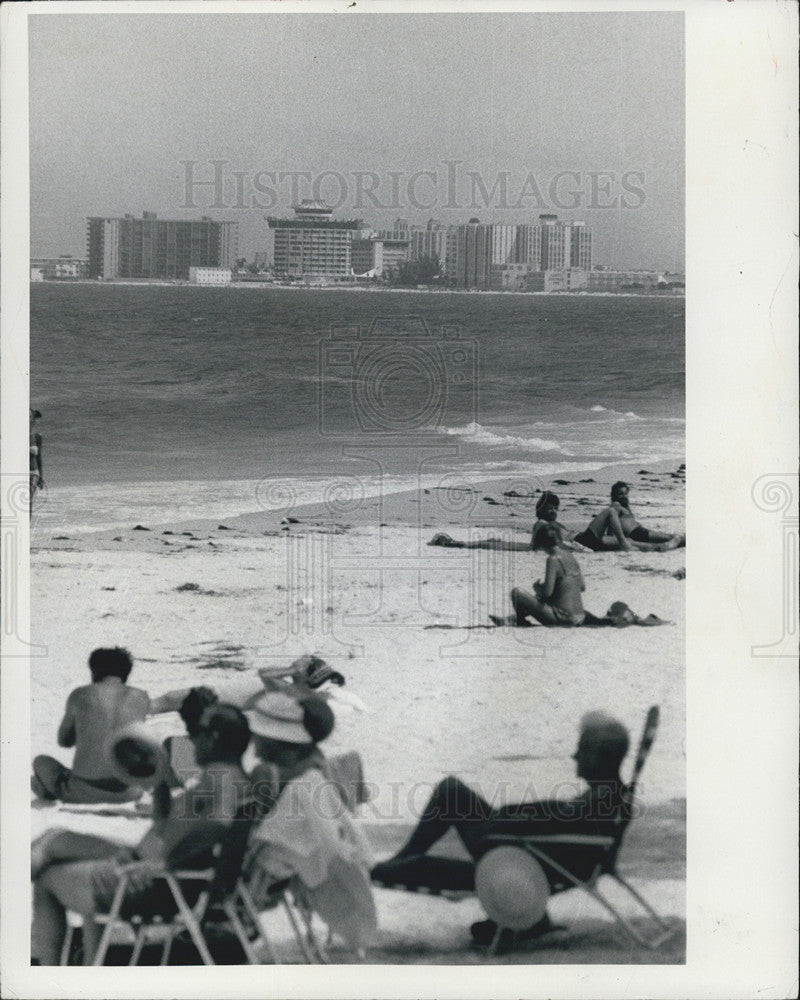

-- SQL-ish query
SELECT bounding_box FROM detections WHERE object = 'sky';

[28,9,684,269]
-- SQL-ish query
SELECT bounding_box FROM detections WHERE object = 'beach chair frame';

[61,806,279,966]
[479,830,675,952]
[234,864,329,963]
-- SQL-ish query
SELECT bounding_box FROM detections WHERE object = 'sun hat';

[104,722,168,788]
[245,690,325,744]
[474,846,550,931]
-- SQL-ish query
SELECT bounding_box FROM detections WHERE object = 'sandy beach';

[30,460,686,963]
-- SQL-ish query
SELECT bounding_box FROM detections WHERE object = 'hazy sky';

[29,11,684,269]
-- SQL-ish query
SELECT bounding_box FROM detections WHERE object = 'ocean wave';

[442,422,572,454]
[588,405,642,419]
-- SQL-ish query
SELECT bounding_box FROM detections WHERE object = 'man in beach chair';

[573,482,685,552]
[31,703,251,965]
[32,647,150,804]
[371,711,633,951]
[471,705,674,953]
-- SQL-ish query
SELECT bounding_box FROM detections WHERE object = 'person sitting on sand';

[30,702,251,965]
[32,647,151,804]
[29,408,44,512]
[573,481,685,552]
[509,524,586,627]
[244,691,377,953]
[530,491,574,550]
[371,711,630,950]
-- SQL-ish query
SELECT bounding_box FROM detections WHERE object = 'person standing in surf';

[29,408,44,513]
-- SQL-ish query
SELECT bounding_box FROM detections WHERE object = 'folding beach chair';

[234,862,329,963]
[475,705,676,952]
[372,707,676,953]
[61,801,277,966]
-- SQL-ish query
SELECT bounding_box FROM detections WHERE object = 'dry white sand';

[30,461,686,962]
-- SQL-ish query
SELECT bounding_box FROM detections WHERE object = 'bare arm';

[148,689,191,715]
[607,507,631,550]
[542,555,559,601]
[57,692,77,747]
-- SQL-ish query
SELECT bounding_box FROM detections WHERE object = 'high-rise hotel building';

[267,201,362,278]
[538,214,592,270]
[86,212,237,280]
[449,215,592,289]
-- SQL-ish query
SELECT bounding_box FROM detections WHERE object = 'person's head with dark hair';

[298,695,335,743]
[192,703,251,766]
[535,491,560,521]
[610,481,630,507]
[30,408,42,422]
[179,686,219,738]
[573,711,630,783]
[88,647,133,683]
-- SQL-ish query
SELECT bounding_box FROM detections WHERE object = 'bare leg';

[510,588,560,626]
[584,508,631,550]
[429,534,531,551]
[32,829,124,879]
[32,861,105,965]
[32,755,68,800]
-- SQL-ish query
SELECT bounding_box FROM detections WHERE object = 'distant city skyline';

[29,11,684,270]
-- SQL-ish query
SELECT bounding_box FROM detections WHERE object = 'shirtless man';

[573,481,685,552]
[29,409,44,512]
[32,648,150,804]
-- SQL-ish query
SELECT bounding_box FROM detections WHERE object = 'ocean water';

[30,284,683,530]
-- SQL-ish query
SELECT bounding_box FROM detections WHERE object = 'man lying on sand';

[31,703,251,965]
[371,712,630,952]
[32,647,150,804]
[573,482,685,552]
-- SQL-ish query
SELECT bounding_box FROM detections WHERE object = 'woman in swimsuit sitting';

[510,524,586,627]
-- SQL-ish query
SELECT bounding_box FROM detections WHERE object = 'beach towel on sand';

[480,601,672,629]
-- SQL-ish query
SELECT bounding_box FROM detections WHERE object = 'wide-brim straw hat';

[245,690,314,744]
[104,722,168,788]
[475,846,550,931]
